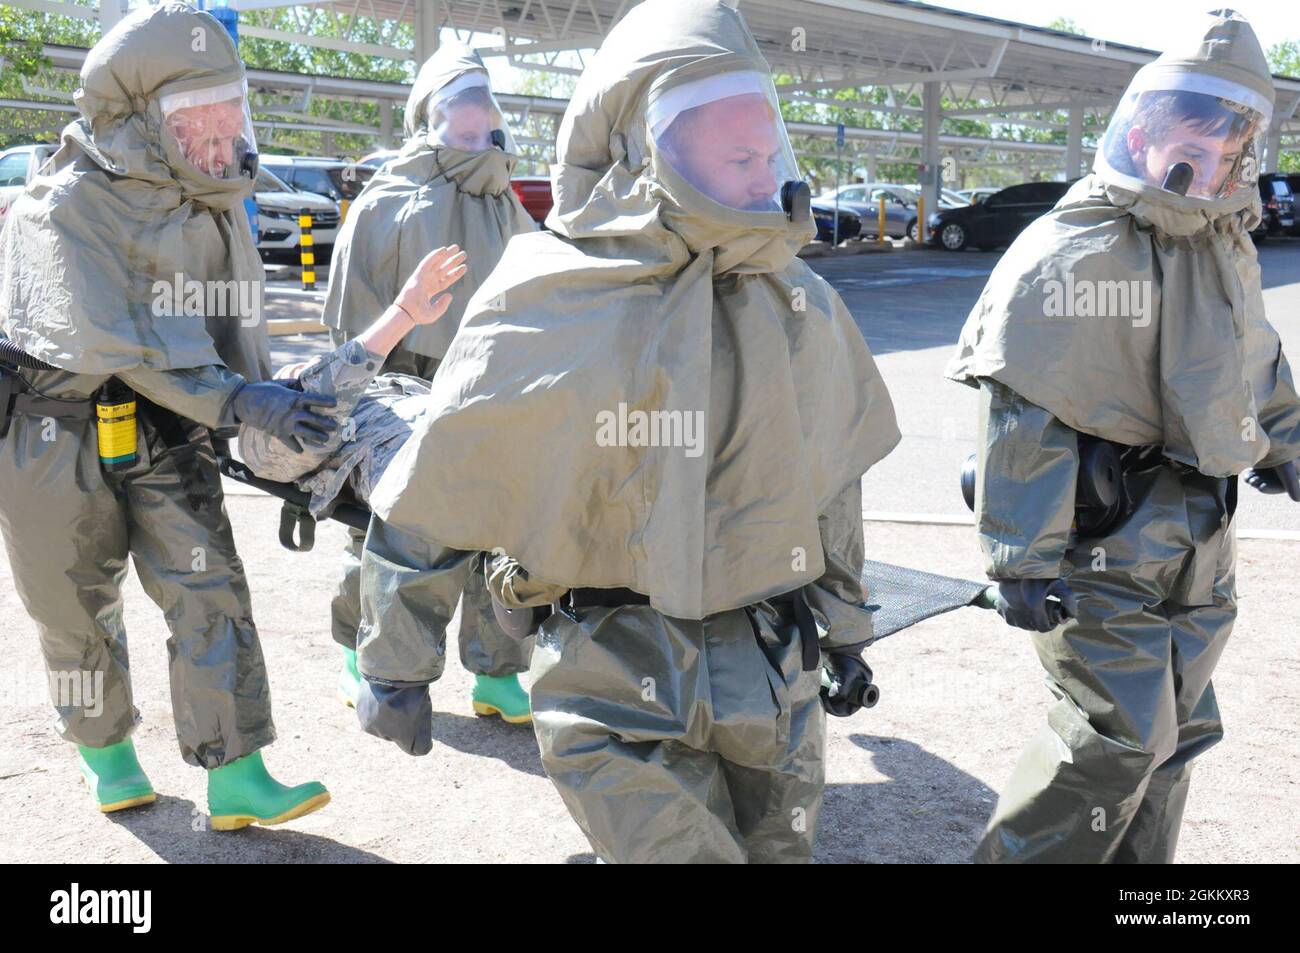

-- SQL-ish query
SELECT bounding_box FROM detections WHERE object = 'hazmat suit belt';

[560,586,820,672]
[564,587,651,610]
[1117,442,1238,483]
[1110,444,1236,524]
[0,364,92,439]
[10,392,93,419]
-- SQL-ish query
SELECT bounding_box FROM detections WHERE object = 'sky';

[910,0,1296,56]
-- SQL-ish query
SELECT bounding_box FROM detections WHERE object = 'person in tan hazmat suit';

[350,0,900,863]
[946,9,1300,863]
[320,43,537,722]
[0,3,341,827]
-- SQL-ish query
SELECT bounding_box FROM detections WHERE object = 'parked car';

[956,187,1000,205]
[510,175,554,224]
[819,183,919,239]
[927,180,1075,251]
[1287,174,1300,237]
[253,167,340,263]
[1250,172,1295,243]
[823,182,967,240]
[810,201,862,243]
[934,188,972,207]
[0,143,57,222]
[259,155,375,207]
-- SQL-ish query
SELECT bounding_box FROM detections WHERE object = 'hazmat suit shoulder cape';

[945,177,1300,476]
[0,2,269,382]
[946,12,1300,477]
[321,44,536,360]
[370,0,899,620]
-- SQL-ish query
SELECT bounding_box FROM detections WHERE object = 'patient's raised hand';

[396,244,469,326]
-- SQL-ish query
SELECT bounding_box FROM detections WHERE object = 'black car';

[928,180,1074,251]
[1251,172,1296,241]
[1287,175,1300,237]
[810,201,862,244]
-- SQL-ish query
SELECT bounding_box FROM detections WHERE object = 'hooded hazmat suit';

[319,44,536,684]
[945,9,1300,863]
[355,0,899,862]
[0,3,292,770]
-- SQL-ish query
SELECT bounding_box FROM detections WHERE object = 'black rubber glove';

[230,380,337,453]
[356,680,433,756]
[993,578,1078,633]
[820,651,879,718]
[1245,462,1300,501]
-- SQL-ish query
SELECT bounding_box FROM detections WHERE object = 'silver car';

[0,143,57,223]
[820,183,963,240]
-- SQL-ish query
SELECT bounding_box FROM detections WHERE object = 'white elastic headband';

[429,70,491,112]
[159,79,247,114]
[647,70,771,139]
[1124,65,1273,124]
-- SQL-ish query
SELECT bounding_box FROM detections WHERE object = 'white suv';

[253,167,340,262]
[0,144,58,223]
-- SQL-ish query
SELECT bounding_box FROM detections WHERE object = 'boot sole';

[472,700,532,724]
[98,792,157,813]
[210,791,331,831]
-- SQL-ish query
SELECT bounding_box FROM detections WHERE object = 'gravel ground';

[1,494,1293,864]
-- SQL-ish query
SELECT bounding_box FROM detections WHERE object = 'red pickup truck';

[510,176,554,225]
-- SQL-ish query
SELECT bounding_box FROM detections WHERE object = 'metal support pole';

[1066,106,1083,179]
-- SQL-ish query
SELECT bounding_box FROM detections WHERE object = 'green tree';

[1045,18,1083,36]
[0,6,97,149]
[0,8,52,76]
[1266,41,1299,172]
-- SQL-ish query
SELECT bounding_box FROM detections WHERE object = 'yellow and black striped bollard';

[298,209,315,290]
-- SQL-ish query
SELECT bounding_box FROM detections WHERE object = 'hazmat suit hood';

[1093,8,1273,228]
[947,9,1296,477]
[321,42,534,359]
[0,2,269,379]
[368,0,899,620]
[546,0,813,273]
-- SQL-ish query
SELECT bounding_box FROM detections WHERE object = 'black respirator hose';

[0,338,59,371]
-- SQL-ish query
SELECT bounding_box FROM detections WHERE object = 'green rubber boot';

[471,674,532,724]
[207,750,330,831]
[78,739,156,813]
[338,646,361,709]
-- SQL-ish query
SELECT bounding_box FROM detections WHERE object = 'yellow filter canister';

[96,383,137,470]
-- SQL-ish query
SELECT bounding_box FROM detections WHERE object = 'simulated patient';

[238,245,466,509]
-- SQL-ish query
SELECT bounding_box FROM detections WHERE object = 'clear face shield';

[160,79,258,181]
[426,72,516,154]
[1096,70,1270,201]
[648,70,808,219]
